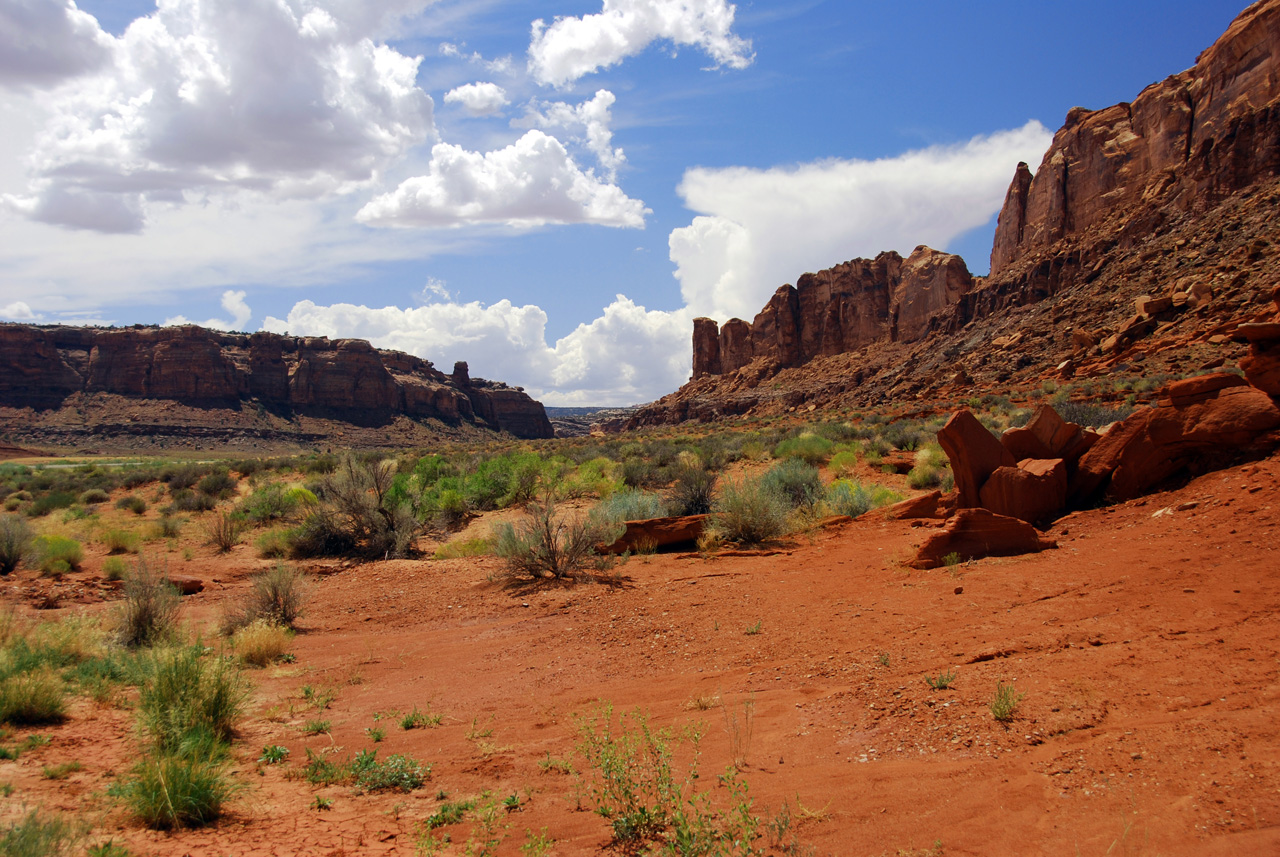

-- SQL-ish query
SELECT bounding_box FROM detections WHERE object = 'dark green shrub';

[665,466,716,516]
[197,471,237,499]
[115,495,147,515]
[172,490,216,513]
[759,459,822,509]
[27,491,75,518]
[772,433,834,465]
[0,514,33,574]
[238,482,301,525]
[79,488,110,505]
[289,456,416,558]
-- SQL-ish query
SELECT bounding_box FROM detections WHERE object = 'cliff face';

[634,0,1280,428]
[692,246,973,379]
[0,324,553,440]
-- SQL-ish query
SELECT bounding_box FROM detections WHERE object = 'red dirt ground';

[3,453,1280,856]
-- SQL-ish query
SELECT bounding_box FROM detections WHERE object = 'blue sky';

[0,0,1248,404]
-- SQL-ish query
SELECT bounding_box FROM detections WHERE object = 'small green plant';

[926,669,957,691]
[877,652,891,667]
[537,752,572,774]
[351,749,430,792]
[520,827,555,857]
[990,682,1025,722]
[101,528,141,555]
[42,760,83,780]
[33,535,83,575]
[422,797,477,829]
[366,726,386,743]
[0,809,79,856]
[401,705,442,730]
[116,495,147,516]
[259,745,290,764]
[302,719,331,736]
[744,620,762,636]
[311,795,334,811]
[87,840,135,857]
[942,551,963,567]
[113,751,232,830]
[301,684,337,710]
[102,556,128,581]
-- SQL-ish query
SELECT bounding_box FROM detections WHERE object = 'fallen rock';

[1000,427,1053,462]
[167,575,205,595]
[601,515,708,554]
[978,458,1068,526]
[910,508,1058,569]
[879,491,942,520]
[937,410,1014,508]
[880,450,917,474]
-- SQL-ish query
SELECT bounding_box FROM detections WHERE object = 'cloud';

[439,42,514,75]
[0,300,38,321]
[0,0,113,89]
[528,0,753,87]
[669,120,1055,321]
[356,130,648,229]
[444,81,510,116]
[5,0,434,233]
[261,295,692,406]
[514,89,624,179]
[164,289,252,331]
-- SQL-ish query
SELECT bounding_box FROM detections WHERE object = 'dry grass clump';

[203,511,244,553]
[116,557,181,648]
[493,493,618,580]
[231,620,293,668]
[0,514,33,575]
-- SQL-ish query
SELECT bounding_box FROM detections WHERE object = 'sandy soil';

[3,453,1280,856]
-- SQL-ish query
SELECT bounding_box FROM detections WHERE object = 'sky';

[0,0,1251,406]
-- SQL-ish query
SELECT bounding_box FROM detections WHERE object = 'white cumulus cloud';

[356,130,648,229]
[4,0,435,233]
[0,300,38,321]
[528,0,753,88]
[669,120,1055,321]
[0,0,113,88]
[444,81,510,116]
[262,295,692,406]
[515,89,624,180]
[164,289,252,331]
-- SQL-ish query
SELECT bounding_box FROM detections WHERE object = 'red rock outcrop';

[979,458,1068,526]
[691,246,972,379]
[910,508,1057,569]
[0,323,553,440]
[937,410,1014,508]
[601,515,708,554]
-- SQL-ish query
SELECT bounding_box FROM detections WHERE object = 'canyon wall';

[0,324,553,440]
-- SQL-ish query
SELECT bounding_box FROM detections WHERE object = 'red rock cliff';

[0,324,553,440]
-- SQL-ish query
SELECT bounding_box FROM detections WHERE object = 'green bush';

[759,459,822,509]
[171,490,216,513]
[196,471,237,499]
[138,646,245,752]
[593,488,667,523]
[773,433,834,465]
[351,749,429,792]
[79,488,110,505]
[238,482,301,526]
[289,456,416,558]
[115,495,147,516]
[102,528,140,555]
[223,564,310,632]
[828,449,859,477]
[665,466,716,516]
[115,751,231,830]
[254,529,291,559]
[0,668,67,725]
[0,809,79,857]
[493,494,618,579]
[0,514,34,574]
[826,479,903,518]
[711,478,791,546]
[102,556,128,581]
[33,535,83,574]
[27,491,75,518]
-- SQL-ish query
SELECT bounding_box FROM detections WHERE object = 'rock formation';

[692,246,973,379]
[0,324,553,441]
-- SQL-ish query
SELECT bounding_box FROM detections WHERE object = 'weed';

[301,684,337,710]
[231,620,293,668]
[223,564,310,633]
[42,760,83,780]
[877,652,891,667]
[259,745,290,764]
[0,809,79,857]
[366,726,386,742]
[941,551,963,568]
[520,827,555,857]
[493,491,616,580]
[744,620,762,636]
[351,749,430,792]
[33,535,83,575]
[422,797,476,829]
[990,682,1025,722]
[710,477,791,546]
[113,751,232,829]
[311,795,333,811]
[466,717,494,740]
[686,694,720,711]
[116,495,147,516]
[723,697,755,769]
[87,841,134,857]
[925,669,957,691]
[537,752,572,774]
[302,719,331,736]
[401,705,442,730]
[204,511,244,553]
[102,556,127,581]
[0,668,67,725]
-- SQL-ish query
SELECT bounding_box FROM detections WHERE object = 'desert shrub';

[0,809,79,857]
[710,477,791,546]
[290,456,417,559]
[773,433,834,465]
[0,514,34,574]
[254,529,291,559]
[759,459,823,509]
[882,421,924,451]
[138,646,244,751]
[102,556,128,581]
[170,490,216,513]
[238,482,301,526]
[1053,400,1134,428]
[154,514,183,539]
[101,528,140,555]
[203,511,244,553]
[33,535,82,575]
[828,449,859,477]
[115,495,147,515]
[116,558,181,648]
[619,458,665,490]
[79,488,110,505]
[231,620,292,668]
[665,466,716,517]
[196,470,237,500]
[493,493,619,580]
[115,750,231,830]
[350,749,429,792]
[27,491,75,518]
[825,479,902,518]
[0,667,67,725]
[594,488,667,523]
[562,457,622,498]
[224,564,310,632]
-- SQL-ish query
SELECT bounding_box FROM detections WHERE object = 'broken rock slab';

[937,410,1014,508]
[910,508,1057,569]
[601,515,708,554]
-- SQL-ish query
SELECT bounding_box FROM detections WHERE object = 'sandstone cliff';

[0,324,553,443]
[635,0,1280,427]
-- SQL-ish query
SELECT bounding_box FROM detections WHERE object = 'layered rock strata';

[0,324,553,440]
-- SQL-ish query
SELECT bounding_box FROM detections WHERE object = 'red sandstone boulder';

[167,575,204,595]
[1072,373,1280,502]
[878,491,942,520]
[979,458,1068,526]
[601,515,708,554]
[910,508,1057,569]
[1000,427,1053,462]
[1239,322,1280,397]
[937,411,1014,508]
